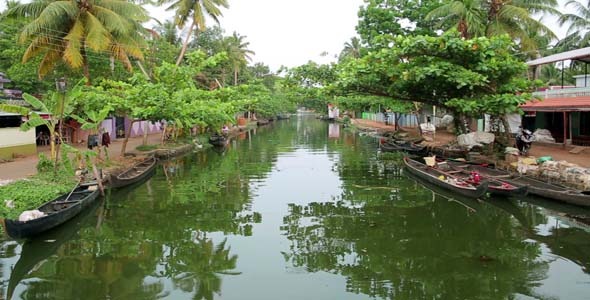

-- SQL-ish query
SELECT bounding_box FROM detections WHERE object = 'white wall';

[0,127,36,147]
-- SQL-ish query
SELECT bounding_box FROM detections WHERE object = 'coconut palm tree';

[160,0,229,66]
[427,0,559,49]
[156,19,182,46]
[223,32,254,85]
[426,0,486,38]
[339,37,362,61]
[558,0,590,49]
[485,0,559,52]
[4,0,149,85]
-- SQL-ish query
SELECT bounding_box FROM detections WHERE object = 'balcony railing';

[532,87,590,99]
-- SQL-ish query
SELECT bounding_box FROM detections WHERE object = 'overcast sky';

[148,0,364,71]
[0,0,574,71]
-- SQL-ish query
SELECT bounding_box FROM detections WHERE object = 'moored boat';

[208,133,228,147]
[508,176,590,207]
[380,140,428,156]
[403,156,488,198]
[442,161,527,197]
[446,162,590,206]
[109,156,157,189]
[1,184,100,239]
[257,119,270,126]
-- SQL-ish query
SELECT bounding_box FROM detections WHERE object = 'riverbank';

[351,118,590,168]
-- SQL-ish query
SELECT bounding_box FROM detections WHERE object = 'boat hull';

[208,135,228,147]
[109,156,157,189]
[4,185,100,239]
[403,157,488,199]
[380,142,428,156]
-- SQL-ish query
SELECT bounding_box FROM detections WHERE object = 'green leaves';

[335,32,535,117]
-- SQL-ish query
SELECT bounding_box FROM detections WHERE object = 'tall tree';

[558,0,590,49]
[161,0,229,66]
[357,0,443,49]
[155,19,181,46]
[4,0,149,85]
[427,0,558,51]
[339,37,362,61]
[223,32,254,85]
[426,0,485,38]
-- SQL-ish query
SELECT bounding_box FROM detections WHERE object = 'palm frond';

[18,1,78,39]
[5,1,53,18]
[99,0,150,22]
[93,6,132,35]
[38,49,61,77]
[85,12,112,51]
[22,36,55,62]
[63,19,85,68]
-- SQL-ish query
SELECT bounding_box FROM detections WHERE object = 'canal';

[2,115,590,299]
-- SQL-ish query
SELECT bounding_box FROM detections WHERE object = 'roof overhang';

[527,47,590,67]
[520,96,590,112]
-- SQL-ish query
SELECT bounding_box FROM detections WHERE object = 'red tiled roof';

[520,96,590,111]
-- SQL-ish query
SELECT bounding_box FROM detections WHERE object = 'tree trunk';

[234,68,238,86]
[161,123,167,146]
[120,118,139,156]
[49,131,57,161]
[143,121,149,145]
[458,19,469,39]
[499,114,513,146]
[176,20,196,66]
[81,47,92,86]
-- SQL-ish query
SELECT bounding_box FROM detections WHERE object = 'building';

[0,111,36,160]
[522,47,590,146]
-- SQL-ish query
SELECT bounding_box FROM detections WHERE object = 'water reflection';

[1,116,590,299]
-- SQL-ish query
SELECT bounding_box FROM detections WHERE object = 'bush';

[36,153,54,173]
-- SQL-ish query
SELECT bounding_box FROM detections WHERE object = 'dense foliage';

[0,172,77,219]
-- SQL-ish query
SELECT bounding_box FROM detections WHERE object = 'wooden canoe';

[2,184,100,239]
[380,140,428,156]
[452,162,590,206]
[5,196,103,299]
[403,157,488,199]
[442,161,528,197]
[109,156,157,189]
[508,176,590,207]
[208,134,228,147]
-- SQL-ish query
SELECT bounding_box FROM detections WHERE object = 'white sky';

[147,0,364,71]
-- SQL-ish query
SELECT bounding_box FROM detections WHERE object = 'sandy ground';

[0,133,163,182]
[351,119,590,168]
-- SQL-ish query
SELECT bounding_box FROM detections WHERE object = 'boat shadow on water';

[5,198,105,299]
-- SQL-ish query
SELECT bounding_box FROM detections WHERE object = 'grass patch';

[136,144,158,151]
[378,151,405,161]
[0,172,78,220]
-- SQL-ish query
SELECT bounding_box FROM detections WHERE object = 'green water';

[2,116,590,299]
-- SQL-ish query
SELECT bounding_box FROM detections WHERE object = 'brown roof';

[521,96,590,111]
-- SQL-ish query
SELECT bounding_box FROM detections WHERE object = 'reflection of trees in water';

[534,225,590,274]
[1,121,298,299]
[165,237,240,300]
[282,145,552,299]
[282,198,550,299]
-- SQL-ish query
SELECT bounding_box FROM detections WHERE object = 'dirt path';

[351,118,590,168]
[0,134,163,182]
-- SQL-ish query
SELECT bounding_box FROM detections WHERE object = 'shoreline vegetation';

[0,120,260,228]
